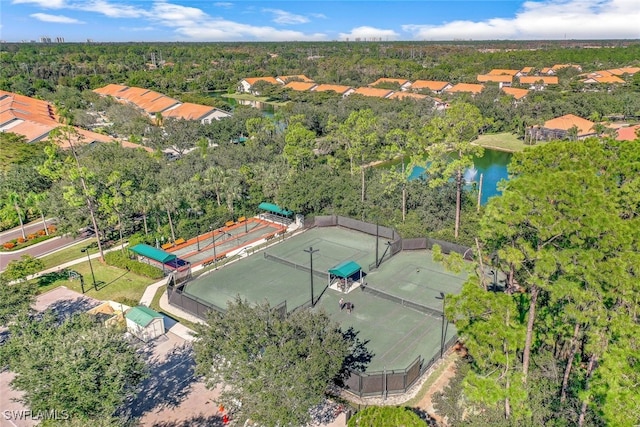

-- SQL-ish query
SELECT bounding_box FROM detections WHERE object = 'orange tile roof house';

[539,67,554,75]
[487,69,520,76]
[310,84,355,97]
[93,85,230,124]
[161,103,231,124]
[238,77,281,94]
[616,125,640,141]
[582,75,626,84]
[445,83,485,95]
[607,67,640,76]
[351,87,395,98]
[552,64,582,72]
[408,80,452,94]
[518,67,534,76]
[531,114,596,141]
[501,87,529,100]
[284,81,318,91]
[518,76,559,88]
[0,90,122,148]
[276,75,314,84]
[368,78,412,90]
[477,74,513,85]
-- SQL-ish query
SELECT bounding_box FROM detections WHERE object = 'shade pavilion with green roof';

[129,243,177,273]
[329,260,363,293]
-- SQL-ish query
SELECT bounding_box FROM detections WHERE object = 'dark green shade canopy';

[329,260,362,278]
[258,202,293,217]
[129,243,177,264]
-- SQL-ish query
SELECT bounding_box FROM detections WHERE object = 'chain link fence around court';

[263,252,330,281]
[344,334,458,398]
[167,277,287,320]
[362,285,443,318]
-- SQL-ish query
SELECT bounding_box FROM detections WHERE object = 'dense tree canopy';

[0,312,147,425]
[194,298,351,427]
[444,139,640,426]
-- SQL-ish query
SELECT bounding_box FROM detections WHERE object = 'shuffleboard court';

[178,226,466,372]
[168,218,285,265]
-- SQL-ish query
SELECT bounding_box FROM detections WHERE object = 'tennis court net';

[363,285,443,317]
[264,252,329,280]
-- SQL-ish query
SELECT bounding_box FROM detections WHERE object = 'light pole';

[81,247,97,291]
[304,247,319,307]
[436,292,446,359]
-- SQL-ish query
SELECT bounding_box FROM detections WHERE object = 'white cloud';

[214,2,233,8]
[262,8,309,25]
[30,12,83,23]
[13,0,66,8]
[77,0,149,18]
[339,26,399,41]
[403,0,640,40]
[175,19,327,41]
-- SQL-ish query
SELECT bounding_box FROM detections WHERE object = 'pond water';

[404,149,512,205]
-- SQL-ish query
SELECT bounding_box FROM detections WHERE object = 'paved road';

[0,219,51,242]
[0,220,90,271]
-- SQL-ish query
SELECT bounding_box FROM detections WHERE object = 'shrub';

[27,234,38,240]
[17,237,26,243]
[104,251,164,279]
[3,242,15,250]
[47,225,57,233]
[38,230,46,236]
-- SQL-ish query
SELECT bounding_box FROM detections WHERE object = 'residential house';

[517,67,534,76]
[582,75,626,84]
[487,69,520,76]
[161,103,232,124]
[616,125,640,141]
[552,64,582,72]
[477,74,513,87]
[606,67,640,76]
[351,87,394,98]
[518,75,559,90]
[93,85,230,125]
[529,114,596,141]
[408,80,452,94]
[0,90,125,149]
[284,81,318,91]
[368,78,412,91]
[276,75,314,84]
[501,87,529,101]
[311,84,355,97]
[237,77,280,94]
[444,83,485,95]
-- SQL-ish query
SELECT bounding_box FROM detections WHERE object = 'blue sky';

[3,0,639,42]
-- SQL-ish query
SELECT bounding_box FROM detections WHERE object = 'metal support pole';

[304,247,319,307]
[82,247,97,291]
[437,292,446,359]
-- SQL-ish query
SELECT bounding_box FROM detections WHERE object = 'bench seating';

[225,221,235,227]
[161,242,173,250]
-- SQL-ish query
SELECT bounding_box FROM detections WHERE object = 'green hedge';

[104,251,164,279]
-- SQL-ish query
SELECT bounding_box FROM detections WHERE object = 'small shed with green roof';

[125,305,165,342]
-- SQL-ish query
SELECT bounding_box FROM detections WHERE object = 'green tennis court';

[180,226,467,372]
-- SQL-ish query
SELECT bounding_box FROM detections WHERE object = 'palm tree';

[26,192,49,235]
[157,187,179,243]
[9,192,26,239]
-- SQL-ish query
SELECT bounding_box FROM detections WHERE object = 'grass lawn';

[38,238,97,269]
[474,132,544,153]
[36,259,155,304]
